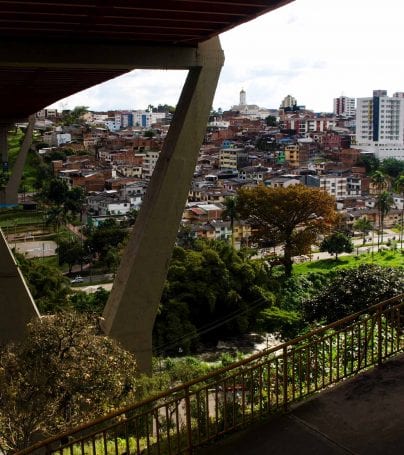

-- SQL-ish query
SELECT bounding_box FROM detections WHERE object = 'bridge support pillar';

[101,37,224,374]
[0,229,40,345]
[0,123,9,164]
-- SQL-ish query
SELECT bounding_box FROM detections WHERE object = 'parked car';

[71,276,84,284]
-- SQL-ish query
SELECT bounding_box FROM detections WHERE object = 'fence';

[19,294,404,455]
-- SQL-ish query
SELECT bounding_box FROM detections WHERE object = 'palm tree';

[222,196,239,248]
[46,206,67,234]
[371,170,388,248]
[376,191,394,247]
[371,170,388,193]
[394,175,404,249]
[353,217,373,245]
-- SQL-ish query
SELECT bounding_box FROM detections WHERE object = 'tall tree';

[237,185,337,276]
[57,238,85,273]
[371,170,388,192]
[394,174,404,249]
[371,170,388,247]
[65,186,86,220]
[46,205,67,234]
[376,190,394,246]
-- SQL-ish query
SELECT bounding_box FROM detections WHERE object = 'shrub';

[0,312,137,452]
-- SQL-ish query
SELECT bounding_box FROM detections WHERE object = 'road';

[76,283,113,294]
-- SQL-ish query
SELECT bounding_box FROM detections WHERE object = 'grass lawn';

[293,250,404,275]
[6,128,40,192]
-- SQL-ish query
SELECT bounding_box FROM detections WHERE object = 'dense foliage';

[153,241,274,355]
[17,253,70,313]
[320,232,354,260]
[0,312,137,452]
[304,264,404,324]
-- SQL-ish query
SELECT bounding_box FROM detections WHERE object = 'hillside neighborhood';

[26,90,403,249]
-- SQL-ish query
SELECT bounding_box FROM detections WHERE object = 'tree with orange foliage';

[237,184,337,276]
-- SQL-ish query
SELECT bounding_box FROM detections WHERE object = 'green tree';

[320,232,354,260]
[125,208,138,226]
[353,217,373,244]
[65,186,86,220]
[381,158,404,179]
[237,185,337,276]
[85,219,127,260]
[0,312,137,452]
[304,264,404,324]
[62,106,89,125]
[42,178,69,206]
[393,175,404,249]
[68,287,109,314]
[104,246,120,276]
[46,205,67,233]
[376,190,394,246]
[17,254,70,313]
[57,238,85,273]
[371,171,388,247]
[359,154,380,174]
[154,241,274,353]
[265,115,278,127]
[143,130,155,138]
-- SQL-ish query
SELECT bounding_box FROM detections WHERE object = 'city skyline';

[48,0,404,113]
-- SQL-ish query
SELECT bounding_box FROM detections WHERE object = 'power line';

[154,296,268,355]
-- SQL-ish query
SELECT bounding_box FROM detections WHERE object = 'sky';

[49,0,404,113]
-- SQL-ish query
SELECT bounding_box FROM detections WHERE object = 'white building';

[142,150,160,178]
[280,95,297,109]
[333,96,356,118]
[133,110,166,128]
[356,90,404,160]
[230,89,271,119]
[306,174,349,199]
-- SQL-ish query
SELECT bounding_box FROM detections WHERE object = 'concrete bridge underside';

[0,0,292,374]
[0,37,224,374]
[101,37,224,373]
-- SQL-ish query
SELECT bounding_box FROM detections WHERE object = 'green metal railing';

[18,294,404,455]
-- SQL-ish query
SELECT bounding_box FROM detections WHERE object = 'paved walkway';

[198,354,404,455]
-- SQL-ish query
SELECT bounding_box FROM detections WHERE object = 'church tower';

[240,88,246,106]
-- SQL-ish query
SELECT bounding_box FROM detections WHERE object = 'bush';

[304,264,403,324]
[0,312,137,452]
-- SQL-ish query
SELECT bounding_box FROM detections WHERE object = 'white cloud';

[49,0,404,113]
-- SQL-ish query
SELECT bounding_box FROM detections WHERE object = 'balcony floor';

[198,353,404,454]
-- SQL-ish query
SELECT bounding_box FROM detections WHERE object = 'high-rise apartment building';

[333,96,355,118]
[355,90,404,160]
[280,94,297,109]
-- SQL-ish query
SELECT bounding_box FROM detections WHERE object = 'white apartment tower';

[356,90,404,160]
[333,96,355,117]
[280,95,297,109]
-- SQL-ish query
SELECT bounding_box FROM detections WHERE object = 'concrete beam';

[0,124,9,164]
[101,37,224,374]
[0,38,202,70]
[0,229,40,345]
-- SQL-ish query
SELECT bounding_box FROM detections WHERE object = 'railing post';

[283,346,288,411]
[377,307,383,366]
[184,385,193,454]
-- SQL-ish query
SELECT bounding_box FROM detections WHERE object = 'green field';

[293,250,404,275]
[6,128,39,192]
